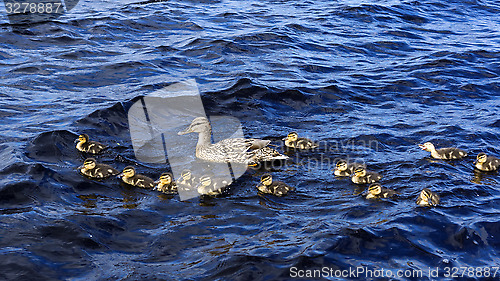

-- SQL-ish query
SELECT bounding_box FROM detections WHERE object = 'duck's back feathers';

[352,171,382,184]
[436,147,467,160]
[123,174,155,189]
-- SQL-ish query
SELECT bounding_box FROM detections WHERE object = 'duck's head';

[77,133,89,144]
[181,169,192,180]
[200,175,212,187]
[418,142,434,152]
[354,166,366,177]
[159,172,173,185]
[368,183,382,196]
[418,188,435,205]
[83,158,96,170]
[284,132,298,142]
[336,160,348,171]
[260,173,273,186]
[476,152,488,163]
[178,117,211,135]
[119,166,136,178]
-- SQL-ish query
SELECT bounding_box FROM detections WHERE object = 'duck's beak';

[76,165,83,170]
[418,144,426,150]
[177,126,192,135]
[74,138,79,143]
[116,173,123,178]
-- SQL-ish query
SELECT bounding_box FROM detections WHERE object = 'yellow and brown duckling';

[418,142,467,160]
[475,152,500,172]
[76,133,107,154]
[351,166,382,184]
[154,172,177,194]
[78,158,119,179]
[176,169,196,189]
[256,173,294,197]
[365,183,396,199]
[334,159,356,177]
[118,166,155,189]
[196,175,227,196]
[283,131,319,150]
[416,188,440,207]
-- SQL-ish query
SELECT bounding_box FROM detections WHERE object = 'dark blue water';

[1,0,500,280]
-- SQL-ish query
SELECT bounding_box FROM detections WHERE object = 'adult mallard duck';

[178,117,288,166]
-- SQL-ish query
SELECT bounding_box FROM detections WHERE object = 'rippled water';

[1,0,500,280]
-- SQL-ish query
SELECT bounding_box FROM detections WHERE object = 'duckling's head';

[178,117,211,135]
[200,175,212,187]
[260,173,273,186]
[78,134,89,144]
[159,172,173,185]
[354,166,366,177]
[418,188,433,204]
[286,132,298,142]
[336,160,348,171]
[83,158,96,170]
[477,152,488,163]
[121,166,136,178]
[368,183,382,196]
[418,142,435,152]
[181,169,192,180]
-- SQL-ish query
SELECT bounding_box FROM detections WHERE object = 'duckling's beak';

[76,165,83,170]
[74,138,79,143]
[116,173,123,178]
[418,144,426,150]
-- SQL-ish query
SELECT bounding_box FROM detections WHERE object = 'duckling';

[418,142,467,160]
[75,133,107,154]
[475,152,500,172]
[154,172,177,194]
[334,159,356,177]
[351,166,382,184]
[416,188,440,207]
[283,131,319,150]
[118,166,155,189]
[176,169,196,189]
[196,175,226,196]
[78,158,119,179]
[365,183,396,199]
[256,173,294,197]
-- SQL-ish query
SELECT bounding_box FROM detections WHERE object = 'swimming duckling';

[418,142,467,160]
[416,188,440,207]
[283,131,319,150]
[118,166,155,189]
[196,175,226,196]
[75,133,107,154]
[176,169,196,189]
[351,166,382,184]
[256,173,294,197]
[154,172,177,194]
[334,159,356,177]
[475,152,500,172]
[78,158,119,179]
[365,183,396,199]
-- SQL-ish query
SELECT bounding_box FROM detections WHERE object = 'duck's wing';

[437,147,467,159]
